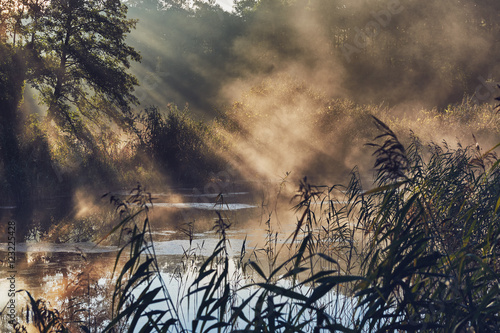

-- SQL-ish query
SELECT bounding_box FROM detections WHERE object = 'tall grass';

[353,117,500,332]
[10,116,500,332]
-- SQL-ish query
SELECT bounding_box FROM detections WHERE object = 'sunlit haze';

[216,0,234,12]
[1,1,500,331]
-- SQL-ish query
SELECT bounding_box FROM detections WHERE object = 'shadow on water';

[0,196,74,241]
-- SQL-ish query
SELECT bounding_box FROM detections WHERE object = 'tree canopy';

[128,0,500,112]
[0,0,140,209]
[1,0,140,142]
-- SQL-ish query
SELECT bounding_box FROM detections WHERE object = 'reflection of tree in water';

[14,252,124,332]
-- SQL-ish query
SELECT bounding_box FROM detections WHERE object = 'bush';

[134,104,226,186]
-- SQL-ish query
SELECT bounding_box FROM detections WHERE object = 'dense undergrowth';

[8,115,500,332]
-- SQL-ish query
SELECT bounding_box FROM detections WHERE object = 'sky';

[216,0,234,12]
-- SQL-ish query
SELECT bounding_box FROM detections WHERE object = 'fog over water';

[1,2,500,331]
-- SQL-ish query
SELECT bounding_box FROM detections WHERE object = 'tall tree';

[0,0,140,220]
[30,0,141,148]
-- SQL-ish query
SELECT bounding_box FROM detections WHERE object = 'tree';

[0,0,140,161]
[0,0,140,225]
[234,0,258,17]
[29,0,141,148]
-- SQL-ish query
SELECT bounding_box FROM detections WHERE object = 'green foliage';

[0,42,28,202]
[29,0,140,142]
[352,118,500,332]
[0,0,139,186]
[234,0,258,17]
[134,104,226,185]
[127,1,242,113]
[127,0,500,112]
[0,0,140,237]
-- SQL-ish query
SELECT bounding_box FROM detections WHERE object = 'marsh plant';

[10,117,500,332]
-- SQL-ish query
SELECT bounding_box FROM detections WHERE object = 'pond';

[0,187,360,332]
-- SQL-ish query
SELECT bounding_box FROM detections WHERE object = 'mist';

[128,0,500,110]
[2,0,500,238]
[124,0,500,185]
[4,2,500,330]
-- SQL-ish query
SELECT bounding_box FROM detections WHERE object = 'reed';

[10,116,500,333]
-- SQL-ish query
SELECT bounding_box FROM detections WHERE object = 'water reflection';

[0,188,358,332]
[149,202,257,210]
[1,230,358,332]
[0,223,268,330]
[0,249,120,332]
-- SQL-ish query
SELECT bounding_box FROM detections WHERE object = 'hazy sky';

[216,0,234,12]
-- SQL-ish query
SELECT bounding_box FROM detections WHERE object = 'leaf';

[363,180,407,195]
[494,195,500,214]
[248,260,268,280]
[80,326,91,333]
[255,283,309,302]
